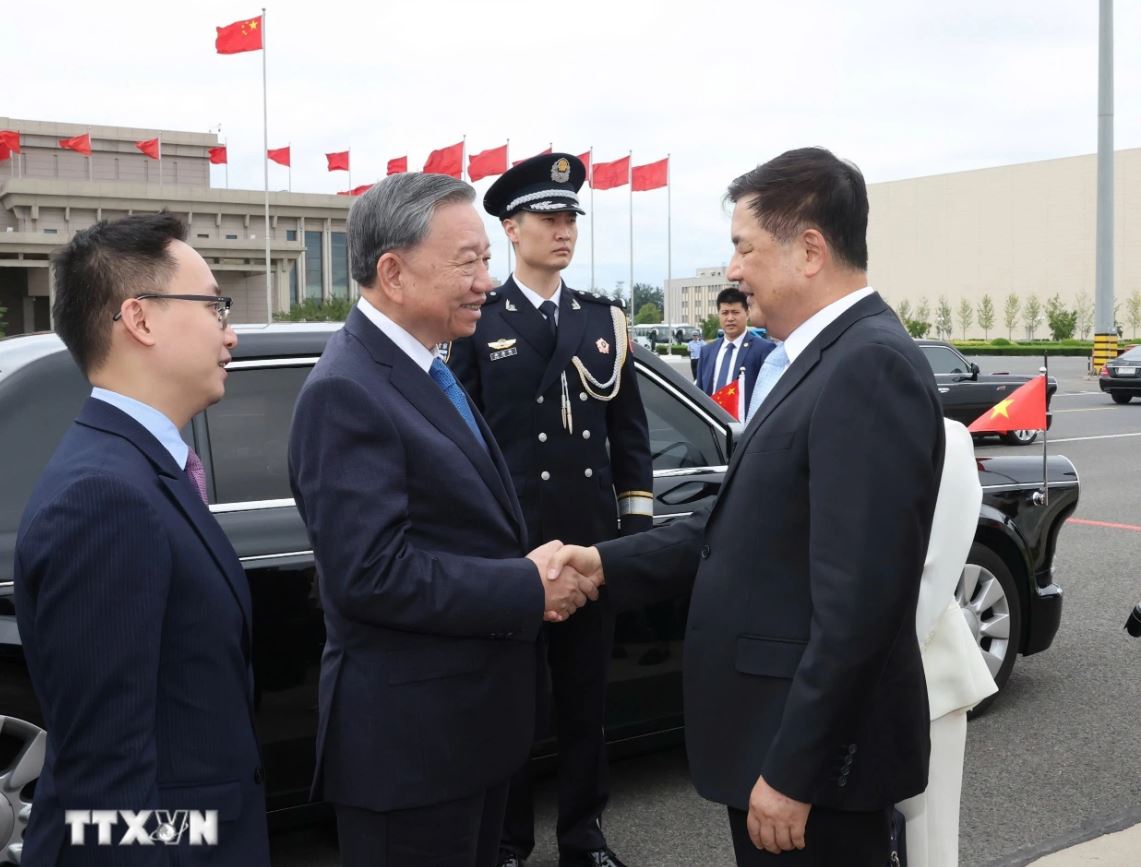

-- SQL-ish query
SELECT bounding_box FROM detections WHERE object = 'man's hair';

[51,211,187,374]
[717,287,748,309]
[349,173,475,287]
[726,147,868,271]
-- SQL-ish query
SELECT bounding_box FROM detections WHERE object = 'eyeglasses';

[113,294,233,326]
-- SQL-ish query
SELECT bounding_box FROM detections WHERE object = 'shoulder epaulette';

[483,289,506,305]
[572,289,624,309]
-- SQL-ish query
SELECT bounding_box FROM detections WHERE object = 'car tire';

[1111,393,1132,405]
[1000,429,1038,446]
[0,715,45,864]
[957,543,1023,717]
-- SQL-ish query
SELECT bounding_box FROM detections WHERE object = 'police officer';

[449,153,653,867]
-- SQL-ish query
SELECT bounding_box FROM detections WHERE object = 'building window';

[330,232,349,299]
[43,228,58,235]
[197,233,210,239]
[286,229,297,241]
[225,233,238,240]
[304,230,323,301]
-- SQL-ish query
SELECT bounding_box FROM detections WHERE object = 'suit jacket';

[597,293,945,812]
[696,332,776,399]
[14,398,268,866]
[288,307,545,813]
[448,277,653,546]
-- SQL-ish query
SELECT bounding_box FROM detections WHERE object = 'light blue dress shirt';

[90,387,189,470]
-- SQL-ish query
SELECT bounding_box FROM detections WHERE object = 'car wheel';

[957,543,1023,716]
[0,716,44,865]
[1111,393,1132,405]
[1000,429,1038,446]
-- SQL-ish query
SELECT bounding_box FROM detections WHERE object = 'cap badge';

[551,158,571,183]
[596,337,610,355]
[488,338,517,350]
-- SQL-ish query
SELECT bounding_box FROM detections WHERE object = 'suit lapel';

[537,285,588,396]
[500,279,555,359]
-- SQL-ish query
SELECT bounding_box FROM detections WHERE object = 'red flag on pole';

[337,184,374,196]
[469,144,508,182]
[59,134,92,156]
[135,138,161,160]
[710,379,743,421]
[577,151,592,186]
[967,375,1048,433]
[512,146,552,167]
[422,142,463,178]
[208,146,228,165]
[387,156,408,175]
[267,146,291,167]
[326,151,350,172]
[0,131,21,154]
[215,16,263,54]
[632,157,669,191]
[0,144,10,162]
[592,155,629,190]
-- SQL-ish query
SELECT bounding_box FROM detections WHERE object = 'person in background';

[696,287,775,401]
[687,330,705,379]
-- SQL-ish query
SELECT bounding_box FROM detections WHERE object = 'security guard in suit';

[449,153,653,867]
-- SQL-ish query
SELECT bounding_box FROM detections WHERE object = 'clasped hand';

[525,541,607,622]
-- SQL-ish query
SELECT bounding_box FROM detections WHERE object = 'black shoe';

[558,847,628,867]
[497,849,526,867]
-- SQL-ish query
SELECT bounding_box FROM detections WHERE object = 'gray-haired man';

[288,173,600,866]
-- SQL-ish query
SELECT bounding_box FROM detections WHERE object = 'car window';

[204,366,311,503]
[635,370,724,470]
[921,345,968,375]
[1118,346,1141,362]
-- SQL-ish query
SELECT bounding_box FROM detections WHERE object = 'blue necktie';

[714,340,739,391]
[745,344,790,423]
[429,359,488,451]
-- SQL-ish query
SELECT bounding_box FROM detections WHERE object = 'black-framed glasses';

[113,294,233,326]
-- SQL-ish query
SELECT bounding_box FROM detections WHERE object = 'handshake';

[525,541,607,622]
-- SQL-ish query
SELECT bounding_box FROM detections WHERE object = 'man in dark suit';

[448,153,653,867]
[696,287,776,403]
[287,173,599,867]
[549,147,945,866]
[14,213,270,865]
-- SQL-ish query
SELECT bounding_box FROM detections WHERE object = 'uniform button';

[254,766,264,785]
[536,396,544,404]
[848,744,858,755]
[700,545,711,559]
[579,392,588,401]
[540,471,551,481]
[584,468,593,478]
[538,433,548,443]
[837,777,848,788]
[582,430,591,439]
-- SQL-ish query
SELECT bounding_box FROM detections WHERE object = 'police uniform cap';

[484,153,587,220]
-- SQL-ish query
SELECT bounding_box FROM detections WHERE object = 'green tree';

[1126,291,1141,339]
[957,298,973,340]
[896,299,913,325]
[635,302,662,324]
[904,318,930,338]
[916,297,931,330]
[1045,293,1077,341]
[935,296,953,340]
[976,294,995,340]
[700,314,720,339]
[632,282,663,315]
[1003,293,1020,340]
[1074,291,1094,340]
[1023,295,1043,340]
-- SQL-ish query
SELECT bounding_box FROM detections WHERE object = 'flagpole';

[589,146,595,291]
[158,134,163,187]
[88,129,93,181]
[628,149,633,312]
[667,153,672,318]
[1039,351,1049,506]
[288,142,292,193]
[224,137,230,189]
[348,148,352,192]
[262,6,272,323]
[461,134,467,183]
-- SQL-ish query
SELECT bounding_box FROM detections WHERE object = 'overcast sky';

[6,0,1140,299]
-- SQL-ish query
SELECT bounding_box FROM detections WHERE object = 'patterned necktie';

[539,299,558,338]
[745,344,790,423]
[715,340,739,391]
[185,447,209,505]
[429,358,488,451]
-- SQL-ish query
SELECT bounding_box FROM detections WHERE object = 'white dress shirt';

[514,276,563,326]
[711,334,746,390]
[355,297,437,372]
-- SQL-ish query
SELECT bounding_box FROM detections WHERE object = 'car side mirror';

[970,362,980,380]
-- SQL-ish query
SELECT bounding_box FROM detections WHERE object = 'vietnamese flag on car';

[59,134,92,156]
[710,378,743,421]
[208,146,228,165]
[468,144,508,182]
[135,138,160,160]
[267,146,291,167]
[968,375,1047,433]
[387,156,408,175]
[422,142,463,178]
[215,16,263,54]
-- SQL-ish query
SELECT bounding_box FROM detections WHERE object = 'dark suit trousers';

[502,594,614,857]
[335,782,509,867]
[727,806,892,867]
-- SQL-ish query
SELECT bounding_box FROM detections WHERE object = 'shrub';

[991,337,1011,347]
[274,297,353,322]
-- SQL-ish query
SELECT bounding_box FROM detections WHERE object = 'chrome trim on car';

[653,466,728,478]
[210,498,296,513]
[225,357,320,370]
[980,481,1079,493]
[634,361,732,450]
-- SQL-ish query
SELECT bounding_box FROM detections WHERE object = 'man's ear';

[117,298,158,348]
[502,216,521,244]
[801,228,827,278]
[375,251,405,303]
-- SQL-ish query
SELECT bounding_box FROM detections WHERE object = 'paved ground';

[271,354,1141,867]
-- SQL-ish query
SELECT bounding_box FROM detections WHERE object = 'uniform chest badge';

[488,338,518,361]
[505,299,518,311]
[488,338,517,350]
[570,297,582,310]
[596,338,610,354]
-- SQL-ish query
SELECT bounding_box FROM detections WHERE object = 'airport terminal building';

[0,117,355,336]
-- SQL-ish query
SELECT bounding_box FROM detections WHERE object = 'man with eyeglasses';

[13,212,270,864]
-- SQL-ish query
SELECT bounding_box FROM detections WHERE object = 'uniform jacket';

[449,277,654,546]
[696,333,777,400]
[288,307,545,813]
[14,398,269,866]
[595,293,945,812]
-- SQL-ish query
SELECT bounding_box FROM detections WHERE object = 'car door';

[920,343,1000,425]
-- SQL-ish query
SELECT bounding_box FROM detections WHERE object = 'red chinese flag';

[326,151,350,172]
[632,157,669,191]
[422,142,463,178]
[208,146,228,165]
[267,146,291,167]
[0,130,21,154]
[592,155,629,190]
[0,143,9,162]
[512,146,552,167]
[347,184,373,196]
[135,138,160,160]
[387,156,408,175]
[59,133,92,156]
[710,380,742,421]
[577,151,591,186]
[215,16,263,54]
[967,375,1047,434]
[468,144,508,182]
